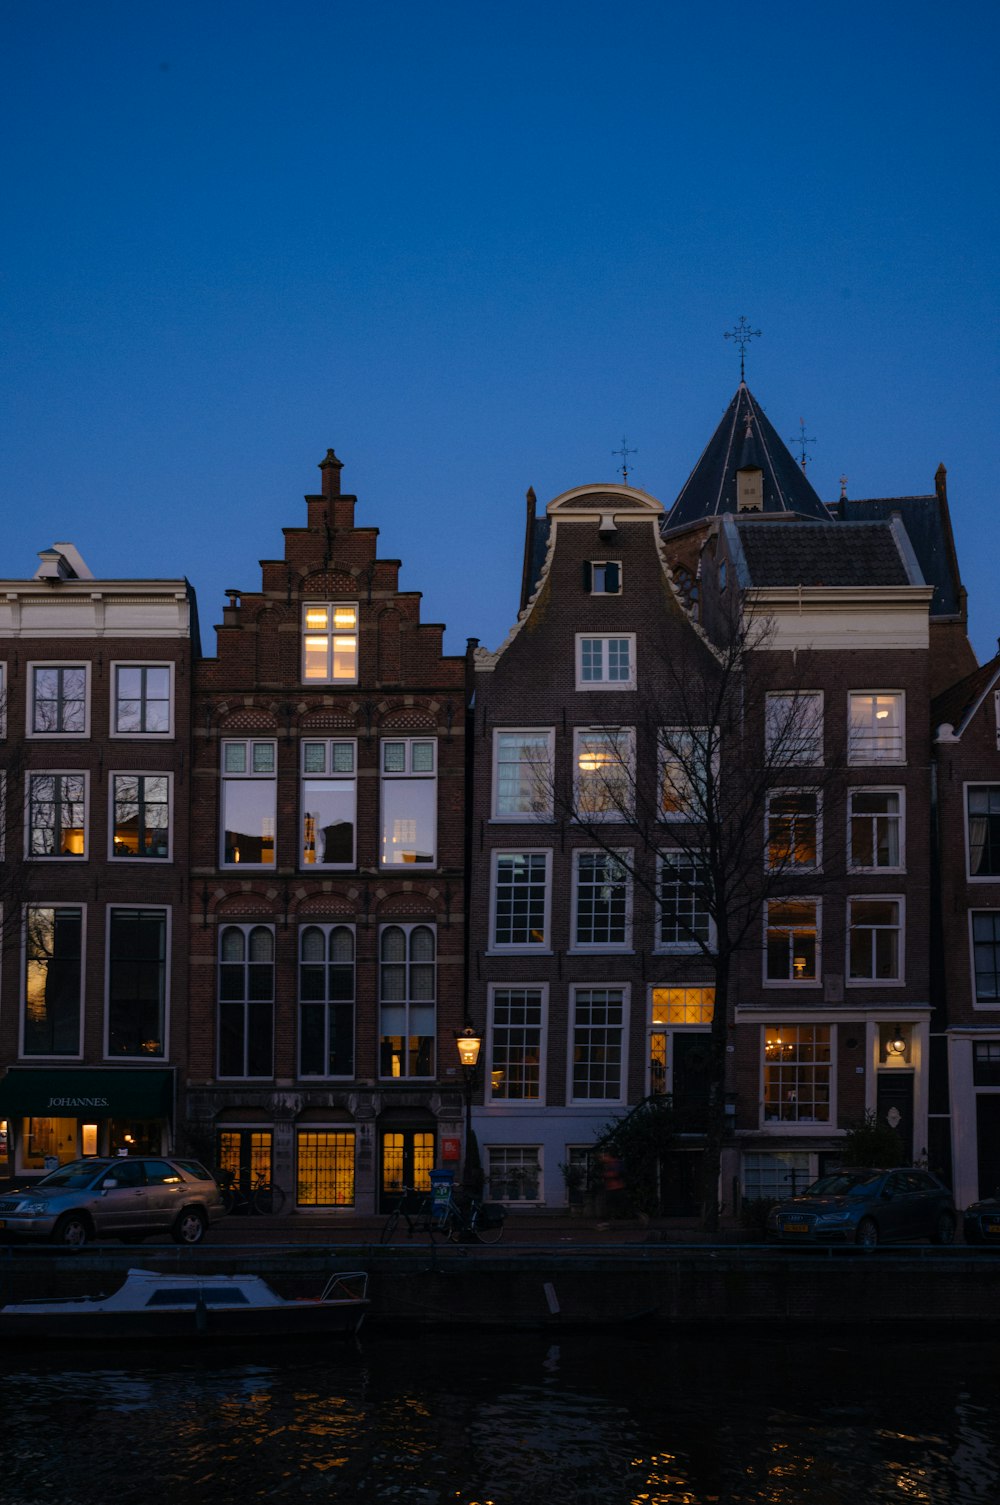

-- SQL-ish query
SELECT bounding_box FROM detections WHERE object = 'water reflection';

[1,1334,998,1504]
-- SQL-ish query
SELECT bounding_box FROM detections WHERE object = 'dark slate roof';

[734,519,915,588]
[666,384,832,529]
[931,655,1000,735]
[836,494,962,617]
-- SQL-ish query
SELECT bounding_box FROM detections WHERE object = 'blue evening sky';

[3,2,998,662]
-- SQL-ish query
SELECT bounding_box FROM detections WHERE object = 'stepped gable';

[666,382,831,528]
[735,519,912,588]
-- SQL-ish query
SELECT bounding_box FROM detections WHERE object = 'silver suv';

[0,1157,226,1247]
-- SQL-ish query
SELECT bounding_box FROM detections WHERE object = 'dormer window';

[583,562,622,595]
[737,467,763,512]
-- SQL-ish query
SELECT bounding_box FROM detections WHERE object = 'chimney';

[319,448,343,499]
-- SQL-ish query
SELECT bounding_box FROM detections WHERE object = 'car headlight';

[17,1200,51,1215]
[813,1211,852,1226]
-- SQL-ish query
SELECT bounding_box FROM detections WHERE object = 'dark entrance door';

[875,1072,914,1163]
[657,1150,703,1216]
[215,1128,274,1206]
[378,1120,436,1212]
[672,1034,712,1131]
[976,1095,1000,1199]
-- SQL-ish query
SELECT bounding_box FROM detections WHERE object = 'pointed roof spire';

[666,385,831,529]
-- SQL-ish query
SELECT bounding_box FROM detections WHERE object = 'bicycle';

[216,1167,286,1216]
[380,1184,504,1245]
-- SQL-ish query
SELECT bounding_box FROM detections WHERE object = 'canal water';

[2,1330,998,1504]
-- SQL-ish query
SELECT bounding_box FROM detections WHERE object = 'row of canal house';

[1,383,998,1218]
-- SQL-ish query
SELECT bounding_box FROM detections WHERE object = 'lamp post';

[455,1026,482,1192]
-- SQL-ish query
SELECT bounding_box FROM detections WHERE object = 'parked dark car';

[0,1156,226,1247]
[962,1196,1000,1245]
[766,1168,956,1247]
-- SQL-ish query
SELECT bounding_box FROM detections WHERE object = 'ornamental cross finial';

[790,417,816,472]
[724,316,761,380]
[612,435,637,483]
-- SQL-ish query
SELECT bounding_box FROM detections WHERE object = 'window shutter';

[605,562,620,594]
[582,561,593,592]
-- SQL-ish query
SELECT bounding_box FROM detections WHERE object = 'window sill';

[845,978,905,988]
[567,946,634,955]
[762,979,823,989]
[487,947,554,956]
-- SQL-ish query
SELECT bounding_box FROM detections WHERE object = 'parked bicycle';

[380,1184,504,1244]
[216,1167,286,1216]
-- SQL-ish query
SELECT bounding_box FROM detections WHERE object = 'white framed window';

[111,662,173,737]
[28,663,89,738]
[493,729,554,819]
[766,790,820,871]
[847,896,903,983]
[302,602,359,684]
[659,726,715,820]
[583,561,622,595]
[110,773,171,860]
[762,1024,832,1125]
[221,739,277,867]
[574,727,634,819]
[380,738,436,867]
[301,739,356,868]
[765,899,820,985]
[971,912,1000,1007]
[22,905,85,1057]
[487,1146,542,1202]
[849,692,904,764]
[488,986,546,1103]
[656,851,713,950]
[379,923,435,1078]
[848,788,903,871]
[575,634,635,690]
[490,850,551,949]
[649,986,715,1097]
[742,1150,814,1199]
[764,692,823,766]
[299,924,355,1077]
[26,772,87,859]
[218,923,275,1078]
[572,850,631,949]
[106,906,169,1059]
[570,986,628,1103]
[967,785,1000,878]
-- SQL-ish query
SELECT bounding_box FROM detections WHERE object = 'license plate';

[984,1221,1000,1235]
[782,1221,809,1234]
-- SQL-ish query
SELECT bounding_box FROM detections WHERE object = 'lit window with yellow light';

[302,602,359,684]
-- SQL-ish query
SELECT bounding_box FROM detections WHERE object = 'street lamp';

[455,1026,482,1191]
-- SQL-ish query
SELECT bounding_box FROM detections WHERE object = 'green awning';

[0,1068,174,1120]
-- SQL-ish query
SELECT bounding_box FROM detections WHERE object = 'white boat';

[0,1267,369,1341]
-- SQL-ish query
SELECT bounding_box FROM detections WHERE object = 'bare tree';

[552,595,843,1232]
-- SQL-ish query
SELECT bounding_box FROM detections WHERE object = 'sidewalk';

[205,1209,742,1245]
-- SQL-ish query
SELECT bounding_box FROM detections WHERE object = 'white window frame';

[574,633,636,691]
[487,984,547,1106]
[492,728,554,821]
[26,662,90,739]
[585,561,623,595]
[570,848,632,951]
[760,1023,834,1130]
[965,782,1000,882]
[648,985,715,1097]
[220,739,278,868]
[298,922,356,1078]
[104,904,171,1060]
[573,726,634,821]
[489,849,552,952]
[971,911,1000,1010]
[848,691,905,765]
[847,786,905,873]
[568,984,629,1105]
[765,788,821,873]
[108,771,172,862]
[109,661,175,739]
[379,737,437,869]
[764,898,822,987]
[301,601,359,685]
[659,725,716,821]
[655,851,715,952]
[486,1145,543,1203]
[25,770,89,861]
[846,895,904,985]
[20,903,87,1059]
[217,922,276,1080]
[300,738,357,869]
[764,691,824,767]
